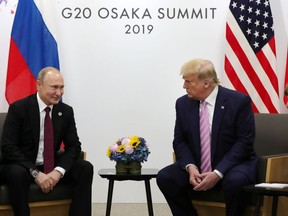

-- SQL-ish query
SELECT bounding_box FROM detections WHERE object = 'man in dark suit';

[157,59,257,216]
[0,67,93,216]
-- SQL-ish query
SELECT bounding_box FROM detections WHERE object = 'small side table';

[98,168,159,216]
[244,184,288,216]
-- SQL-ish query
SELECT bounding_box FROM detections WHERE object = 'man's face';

[37,70,64,106]
[183,73,206,100]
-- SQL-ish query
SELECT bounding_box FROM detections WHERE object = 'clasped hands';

[34,170,62,193]
[187,165,221,191]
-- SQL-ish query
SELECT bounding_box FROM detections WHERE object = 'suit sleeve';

[1,104,36,170]
[54,107,82,172]
[173,98,198,169]
[214,95,255,175]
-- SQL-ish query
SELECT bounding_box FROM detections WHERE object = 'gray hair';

[37,67,60,83]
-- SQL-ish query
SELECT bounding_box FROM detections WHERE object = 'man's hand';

[187,165,202,187]
[34,172,54,193]
[47,170,62,188]
[34,170,62,193]
[193,171,221,191]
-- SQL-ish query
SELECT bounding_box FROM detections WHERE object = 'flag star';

[246,17,252,24]
[256,0,261,5]
[253,41,259,48]
[232,2,237,9]
[239,15,244,22]
[263,11,269,18]
[246,28,252,35]
[254,31,260,38]
[240,4,245,11]
[264,0,269,7]
[262,22,268,29]
[262,33,267,40]
[254,20,260,27]
[255,9,260,16]
[247,7,253,13]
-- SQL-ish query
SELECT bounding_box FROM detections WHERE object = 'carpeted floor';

[93,203,173,216]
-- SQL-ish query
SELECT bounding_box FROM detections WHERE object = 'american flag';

[224,0,280,113]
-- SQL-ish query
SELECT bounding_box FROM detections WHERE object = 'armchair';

[0,112,85,216]
[173,114,288,216]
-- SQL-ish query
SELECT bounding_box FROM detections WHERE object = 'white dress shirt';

[36,93,65,176]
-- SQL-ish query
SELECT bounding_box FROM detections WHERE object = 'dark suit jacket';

[173,86,257,180]
[1,93,81,172]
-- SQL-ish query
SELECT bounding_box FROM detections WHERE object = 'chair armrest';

[257,153,288,183]
[79,151,86,160]
[173,152,176,162]
[263,153,288,183]
[56,150,86,160]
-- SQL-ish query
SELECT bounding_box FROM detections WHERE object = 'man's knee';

[4,164,30,189]
[5,164,29,179]
[157,164,188,190]
[222,171,251,192]
[72,160,94,182]
[79,160,93,175]
[157,166,173,188]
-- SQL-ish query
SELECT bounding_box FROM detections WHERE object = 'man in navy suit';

[0,67,93,216]
[157,59,257,216]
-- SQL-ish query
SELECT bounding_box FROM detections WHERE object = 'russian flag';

[5,0,59,104]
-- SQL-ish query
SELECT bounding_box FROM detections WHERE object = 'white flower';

[121,137,130,145]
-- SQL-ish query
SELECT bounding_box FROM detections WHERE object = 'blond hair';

[180,59,220,86]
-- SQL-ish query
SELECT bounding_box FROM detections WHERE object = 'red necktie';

[44,107,54,173]
[200,101,212,173]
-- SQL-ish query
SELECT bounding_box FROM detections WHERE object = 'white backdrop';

[0,0,287,204]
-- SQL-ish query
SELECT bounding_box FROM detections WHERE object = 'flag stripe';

[5,38,36,104]
[256,39,278,94]
[225,39,268,112]
[224,56,259,112]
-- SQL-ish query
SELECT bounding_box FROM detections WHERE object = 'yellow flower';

[117,144,126,153]
[129,136,140,148]
[106,147,111,157]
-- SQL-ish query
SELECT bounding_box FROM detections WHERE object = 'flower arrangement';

[106,136,150,163]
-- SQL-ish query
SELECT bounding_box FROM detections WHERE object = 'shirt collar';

[37,92,53,113]
[204,85,218,106]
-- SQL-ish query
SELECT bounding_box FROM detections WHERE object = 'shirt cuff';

[214,169,223,179]
[54,166,66,177]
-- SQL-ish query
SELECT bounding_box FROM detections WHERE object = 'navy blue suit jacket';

[1,93,81,172]
[173,86,257,181]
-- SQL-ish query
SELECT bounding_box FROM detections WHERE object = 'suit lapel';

[189,99,201,156]
[28,94,40,147]
[51,103,63,140]
[211,87,227,160]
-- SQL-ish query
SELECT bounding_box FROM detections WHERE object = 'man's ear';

[36,80,41,90]
[204,80,209,87]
